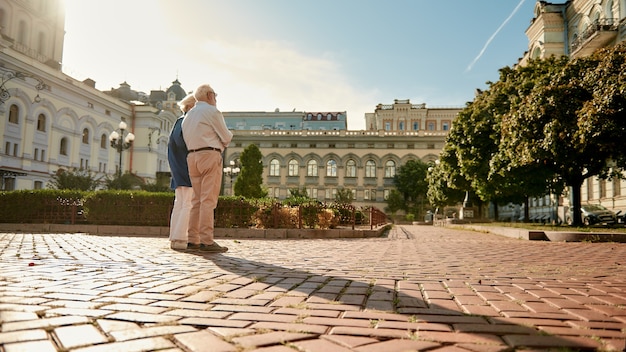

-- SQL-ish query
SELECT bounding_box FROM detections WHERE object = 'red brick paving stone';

[1,340,58,352]
[352,339,441,352]
[162,309,231,319]
[307,303,362,311]
[456,343,513,352]
[592,295,626,305]
[364,300,394,311]
[566,320,626,330]
[417,331,504,345]
[329,326,417,339]
[108,324,198,341]
[104,311,181,324]
[228,312,298,323]
[174,330,237,352]
[211,298,271,306]
[249,346,301,352]
[378,321,452,332]
[95,318,140,333]
[208,327,256,339]
[269,296,306,307]
[487,317,570,328]
[0,329,48,344]
[321,334,380,348]
[586,304,626,317]
[539,325,626,339]
[291,337,355,352]
[604,339,626,351]
[461,305,502,317]
[43,307,115,318]
[179,317,252,328]
[250,322,329,334]
[53,324,109,349]
[563,308,618,322]
[454,295,488,306]
[488,300,527,313]
[502,334,602,349]
[303,317,375,328]
[273,308,341,318]
[212,305,275,314]
[70,337,177,352]
[426,299,463,312]
[231,331,313,348]
[0,311,39,322]
[1,315,90,332]
[338,294,366,305]
[500,311,572,320]
[564,294,605,305]
[453,323,539,335]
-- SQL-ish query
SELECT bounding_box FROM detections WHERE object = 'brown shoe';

[198,242,228,253]
[187,243,201,250]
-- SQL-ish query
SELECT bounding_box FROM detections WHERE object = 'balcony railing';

[570,18,619,55]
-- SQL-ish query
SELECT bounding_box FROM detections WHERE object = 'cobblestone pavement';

[1,225,626,352]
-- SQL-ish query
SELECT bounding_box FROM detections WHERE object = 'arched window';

[399,121,405,131]
[82,128,90,144]
[100,134,107,149]
[288,159,299,176]
[326,159,337,177]
[412,122,419,130]
[37,114,46,131]
[384,160,396,178]
[269,159,280,176]
[8,105,19,124]
[307,160,318,177]
[365,160,376,178]
[18,20,28,44]
[60,137,68,156]
[346,159,356,177]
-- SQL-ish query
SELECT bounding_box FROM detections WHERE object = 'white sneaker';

[170,240,187,250]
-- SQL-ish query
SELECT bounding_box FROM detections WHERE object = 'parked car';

[566,204,616,226]
[616,210,626,225]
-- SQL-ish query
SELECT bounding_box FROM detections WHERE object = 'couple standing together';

[167,83,232,252]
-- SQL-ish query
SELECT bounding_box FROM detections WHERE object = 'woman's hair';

[178,93,196,112]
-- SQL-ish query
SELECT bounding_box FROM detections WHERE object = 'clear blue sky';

[62,0,538,130]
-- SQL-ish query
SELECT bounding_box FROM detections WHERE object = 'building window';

[587,179,594,200]
[385,122,391,131]
[288,159,299,176]
[385,160,396,178]
[307,187,318,199]
[34,148,39,160]
[5,142,10,155]
[269,159,280,176]
[82,128,90,144]
[428,122,435,130]
[399,121,404,130]
[365,160,376,178]
[412,122,419,130]
[364,189,370,200]
[383,189,390,200]
[100,134,107,149]
[40,149,45,161]
[613,178,621,197]
[346,159,356,177]
[326,159,337,177]
[599,179,606,198]
[60,138,68,156]
[34,181,43,189]
[37,114,46,131]
[442,122,450,131]
[12,143,17,156]
[325,188,333,200]
[8,104,19,124]
[307,160,318,177]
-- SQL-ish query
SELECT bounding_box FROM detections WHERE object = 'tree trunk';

[570,179,584,227]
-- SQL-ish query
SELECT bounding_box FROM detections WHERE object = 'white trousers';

[169,186,193,242]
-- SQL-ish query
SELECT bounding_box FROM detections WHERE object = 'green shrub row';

[0,190,374,229]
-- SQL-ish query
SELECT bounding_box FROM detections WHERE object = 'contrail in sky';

[466,0,527,72]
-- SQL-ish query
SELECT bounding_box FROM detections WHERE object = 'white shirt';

[182,101,233,151]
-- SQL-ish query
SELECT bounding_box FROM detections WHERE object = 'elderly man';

[181,84,232,252]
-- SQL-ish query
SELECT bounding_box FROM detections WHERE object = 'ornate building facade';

[0,0,180,190]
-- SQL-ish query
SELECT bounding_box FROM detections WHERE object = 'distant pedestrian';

[181,84,232,253]
[168,93,196,250]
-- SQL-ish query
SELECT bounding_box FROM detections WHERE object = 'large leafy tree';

[234,144,267,198]
[393,159,430,216]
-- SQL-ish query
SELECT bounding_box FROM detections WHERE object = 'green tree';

[234,144,267,198]
[335,187,353,204]
[104,171,144,190]
[384,189,404,219]
[48,168,101,191]
[393,159,429,217]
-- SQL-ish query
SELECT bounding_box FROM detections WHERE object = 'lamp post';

[223,160,240,196]
[109,121,135,177]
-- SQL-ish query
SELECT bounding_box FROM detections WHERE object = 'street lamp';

[223,160,240,195]
[109,121,135,176]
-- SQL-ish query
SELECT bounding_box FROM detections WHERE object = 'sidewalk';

[1,225,625,351]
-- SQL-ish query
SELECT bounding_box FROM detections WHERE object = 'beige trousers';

[187,150,223,245]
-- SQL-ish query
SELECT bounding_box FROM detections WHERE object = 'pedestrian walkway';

[1,225,625,351]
